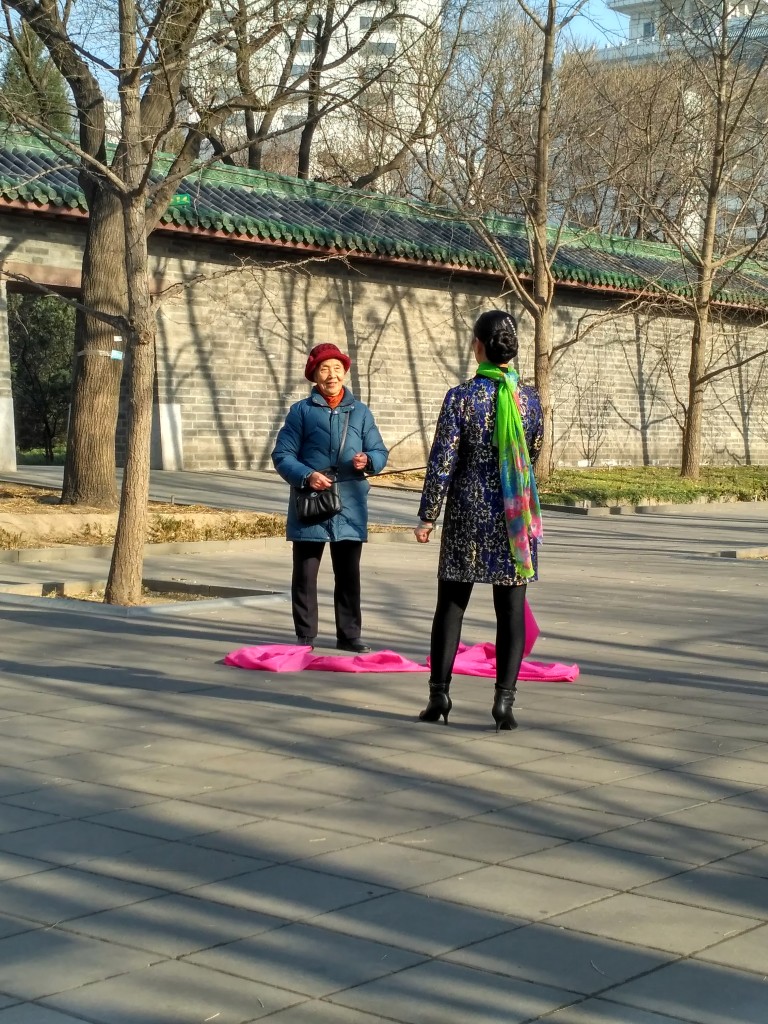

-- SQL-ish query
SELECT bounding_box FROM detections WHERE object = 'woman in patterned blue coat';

[414,311,544,731]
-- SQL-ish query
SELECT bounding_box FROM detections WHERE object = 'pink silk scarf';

[224,601,579,682]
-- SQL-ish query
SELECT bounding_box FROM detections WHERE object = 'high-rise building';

[597,0,768,62]
[189,0,443,181]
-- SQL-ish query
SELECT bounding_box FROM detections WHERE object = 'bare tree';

[193,0,451,185]
[581,0,768,477]
[404,2,597,480]
[0,0,456,517]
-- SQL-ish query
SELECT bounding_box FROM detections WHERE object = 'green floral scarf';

[476,362,543,578]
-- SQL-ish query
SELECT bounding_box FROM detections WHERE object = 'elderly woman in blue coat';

[272,343,389,652]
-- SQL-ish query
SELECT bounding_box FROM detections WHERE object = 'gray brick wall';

[2,212,767,472]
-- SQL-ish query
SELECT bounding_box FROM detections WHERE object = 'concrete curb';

[541,502,666,516]
[0,586,288,618]
[718,546,768,559]
[0,530,416,566]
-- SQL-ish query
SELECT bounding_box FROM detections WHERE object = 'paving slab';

[71,837,272,891]
[470,800,640,840]
[0,867,164,925]
[711,842,768,879]
[309,891,520,955]
[542,1000,708,1023]
[585,820,761,865]
[293,839,479,887]
[84,796,263,841]
[192,818,370,865]
[186,863,392,919]
[248,1003,395,1024]
[605,959,768,1024]
[654,802,768,841]
[0,927,153,1000]
[328,959,579,1023]
[389,817,565,863]
[0,819,165,866]
[43,959,301,1023]
[0,852,51,882]
[635,865,768,919]
[507,842,692,889]
[185,921,425,997]
[1,781,164,817]
[444,921,674,994]
[0,1007,94,1024]
[546,892,757,954]
[694,921,768,975]
[61,891,288,957]
[415,865,615,919]
[546,783,709,818]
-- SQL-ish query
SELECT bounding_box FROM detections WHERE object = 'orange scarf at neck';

[325,388,344,409]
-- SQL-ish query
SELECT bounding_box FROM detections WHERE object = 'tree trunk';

[61,190,125,508]
[680,315,708,479]
[105,0,156,605]
[533,307,554,480]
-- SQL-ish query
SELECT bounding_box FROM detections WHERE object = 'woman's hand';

[414,521,434,543]
[352,452,368,471]
[308,471,334,491]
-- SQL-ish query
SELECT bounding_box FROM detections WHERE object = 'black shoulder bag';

[295,412,350,524]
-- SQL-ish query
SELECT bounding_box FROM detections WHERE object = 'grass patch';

[540,466,768,506]
[16,446,66,465]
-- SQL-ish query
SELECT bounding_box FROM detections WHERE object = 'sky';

[566,0,628,47]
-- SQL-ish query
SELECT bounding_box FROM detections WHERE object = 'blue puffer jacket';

[272,387,389,542]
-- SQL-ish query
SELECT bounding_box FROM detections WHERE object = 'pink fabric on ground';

[223,600,577,681]
[224,643,578,682]
[223,644,316,672]
[310,650,429,673]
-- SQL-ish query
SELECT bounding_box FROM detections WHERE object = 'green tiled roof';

[2,128,768,309]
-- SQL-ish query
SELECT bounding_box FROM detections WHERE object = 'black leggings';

[429,580,527,691]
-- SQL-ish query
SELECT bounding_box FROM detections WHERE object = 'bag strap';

[332,411,350,471]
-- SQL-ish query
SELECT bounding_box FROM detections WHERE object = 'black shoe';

[297,636,315,649]
[336,638,372,654]
[492,686,518,732]
[419,683,452,724]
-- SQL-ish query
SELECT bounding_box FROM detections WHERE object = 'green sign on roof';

[168,193,191,208]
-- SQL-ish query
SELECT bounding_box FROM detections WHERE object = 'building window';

[360,15,373,28]
[290,63,310,78]
[283,113,306,129]
[363,40,396,56]
[297,38,314,53]
[643,21,655,37]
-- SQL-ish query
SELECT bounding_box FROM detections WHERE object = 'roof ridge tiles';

[1,125,768,309]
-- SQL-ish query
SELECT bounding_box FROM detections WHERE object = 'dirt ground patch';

[52,586,210,605]
[0,482,408,550]
[0,482,220,516]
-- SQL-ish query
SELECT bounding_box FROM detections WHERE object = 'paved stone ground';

[0,483,767,1022]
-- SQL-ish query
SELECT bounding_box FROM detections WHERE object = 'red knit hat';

[304,343,351,382]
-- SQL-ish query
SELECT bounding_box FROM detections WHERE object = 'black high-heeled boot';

[419,682,452,724]
[492,686,517,732]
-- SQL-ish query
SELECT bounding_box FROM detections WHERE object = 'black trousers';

[292,541,363,642]
[429,580,527,691]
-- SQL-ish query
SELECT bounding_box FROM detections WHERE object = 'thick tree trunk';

[61,190,126,507]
